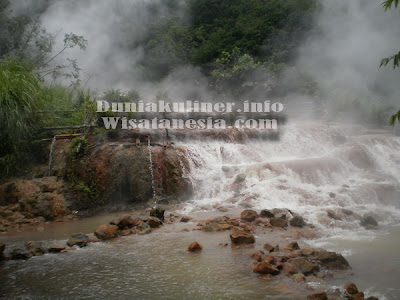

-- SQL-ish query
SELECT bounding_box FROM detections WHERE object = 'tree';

[380,0,400,127]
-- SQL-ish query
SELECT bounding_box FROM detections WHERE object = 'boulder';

[136,222,152,235]
[116,215,135,229]
[315,250,350,270]
[150,206,165,221]
[11,248,32,260]
[269,218,288,228]
[263,243,275,252]
[230,229,255,245]
[67,233,89,247]
[290,257,319,275]
[260,209,274,218]
[281,263,297,275]
[289,216,306,228]
[94,225,119,240]
[25,241,45,256]
[360,215,378,228]
[240,209,259,222]
[344,282,359,295]
[145,217,162,228]
[48,244,66,253]
[306,292,327,300]
[234,173,246,183]
[253,262,280,275]
[283,241,300,251]
[187,242,202,252]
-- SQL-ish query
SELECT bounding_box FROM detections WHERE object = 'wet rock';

[263,243,275,252]
[260,209,274,218]
[253,262,280,275]
[345,282,359,295]
[366,297,379,300]
[230,229,255,245]
[292,273,305,282]
[221,166,230,173]
[25,241,45,256]
[94,225,119,240]
[289,215,306,228]
[269,218,288,228]
[67,233,89,247]
[301,247,318,257]
[145,217,162,228]
[203,221,231,232]
[11,248,32,260]
[360,215,378,228]
[240,209,259,222]
[250,252,262,262]
[187,242,202,252]
[48,244,66,253]
[290,257,319,275]
[150,206,165,221]
[315,250,350,270]
[116,215,135,229]
[218,243,229,247]
[136,222,152,235]
[306,292,327,300]
[234,173,246,183]
[283,241,300,251]
[0,242,5,259]
[180,216,192,223]
[349,292,365,300]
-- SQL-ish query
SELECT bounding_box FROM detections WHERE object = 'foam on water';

[178,121,400,237]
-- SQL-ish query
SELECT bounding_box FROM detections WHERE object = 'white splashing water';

[178,121,400,236]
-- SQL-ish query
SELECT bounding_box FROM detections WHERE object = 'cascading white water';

[48,136,57,176]
[179,121,400,236]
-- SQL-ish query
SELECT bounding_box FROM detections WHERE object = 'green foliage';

[382,0,399,11]
[75,181,98,199]
[389,110,400,126]
[70,136,89,162]
[0,58,42,176]
[380,51,400,69]
[211,47,273,97]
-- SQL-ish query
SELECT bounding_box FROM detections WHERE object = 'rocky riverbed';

[0,206,382,299]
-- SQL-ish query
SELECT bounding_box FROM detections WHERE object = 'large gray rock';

[11,248,32,260]
[67,233,89,247]
[360,215,378,228]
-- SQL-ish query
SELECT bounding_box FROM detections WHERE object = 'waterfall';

[179,122,400,234]
[147,136,156,197]
[48,136,57,176]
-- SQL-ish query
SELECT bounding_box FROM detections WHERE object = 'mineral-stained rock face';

[67,140,193,206]
[0,177,70,227]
